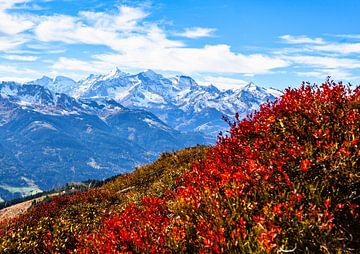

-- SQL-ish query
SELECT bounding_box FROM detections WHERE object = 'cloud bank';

[0,1,359,88]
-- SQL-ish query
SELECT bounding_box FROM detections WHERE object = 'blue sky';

[0,0,360,90]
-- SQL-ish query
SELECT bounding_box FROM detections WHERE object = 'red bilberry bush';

[1,81,359,253]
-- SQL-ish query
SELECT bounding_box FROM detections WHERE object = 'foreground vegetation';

[1,81,359,253]
[0,146,208,253]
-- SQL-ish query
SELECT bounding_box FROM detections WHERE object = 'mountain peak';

[54,76,76,83]
[141,69,160,79]
[144,69,156,74]
[172,75,198,89]
[204,84,220,93]
[25,76,53,88]
[27,75,77,96]
[40,75,52,81]
[34,75,53,83]
[104,67,127,80]
[243,82,262,92]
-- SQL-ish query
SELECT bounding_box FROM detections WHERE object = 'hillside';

[0,81,359,253]
[0,146,209,252]
[0,70,277,202]
[0,81,205,201]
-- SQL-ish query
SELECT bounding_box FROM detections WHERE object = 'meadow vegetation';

[0,80,359,253]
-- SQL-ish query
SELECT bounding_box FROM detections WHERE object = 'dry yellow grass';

[0,193,60,223]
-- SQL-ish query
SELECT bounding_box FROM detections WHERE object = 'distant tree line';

[0,179,104,209]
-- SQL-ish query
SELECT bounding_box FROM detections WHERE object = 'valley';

[0,69,279,201]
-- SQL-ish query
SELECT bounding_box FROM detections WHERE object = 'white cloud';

[0,0,34,35]
[35,15,115,44]
[243,73,255,77]
[334,34,360,39]
[0,12,33,35]
[295,71,323,78]
[35,6,149,46]
[2,54,38,61]
[280,35,360,55]
[94,44,288,75]
[280,35,325,45]
[0,0,33,55]
[36,6,287,76]
[35,12,182,52]
[12,2,47,11]
[0,1,358,85]
[0,76,33,82]
[285,55,360,69]
[175,27,216,38]
[0,36,28,51]
[79,5,149,31]
[199,76,248,90]
[25,43,66,54]
[0,0,29,10]
[0,64,38,82]
[295,68,358,81]
[52,57,112,73]
[310,43,360,55]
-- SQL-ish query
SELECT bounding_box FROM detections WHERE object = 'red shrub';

[80,81,359,253]
[78,197,170,253]
[3,81,358,253]
[75,82,360,253]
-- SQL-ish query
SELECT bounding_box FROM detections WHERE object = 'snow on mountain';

[170,75,198,90]
[69,69,280,139]
[0,69,283,201]
[27,69,282,140]
[27,76,77,96]
[0,81,206,201]
[76,69,280,107]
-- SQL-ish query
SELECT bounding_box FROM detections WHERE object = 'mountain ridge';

[1,81,358,253]
[0,81,205,201]
[27,68,281,138]
[0,69,281,201]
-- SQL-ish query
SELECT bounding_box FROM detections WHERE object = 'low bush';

[78,81,359,253]
[1,81,359,253]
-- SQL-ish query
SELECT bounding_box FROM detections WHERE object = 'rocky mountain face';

[38,69,281,139]
[72,69,281,139]
[27,76,78,97]
[0,81,205,201]
[0,69,281,201]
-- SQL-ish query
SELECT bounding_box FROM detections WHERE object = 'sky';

[0,0,360,90]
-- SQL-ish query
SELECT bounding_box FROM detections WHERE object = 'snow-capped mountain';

[0,69,281,201]
[68,69,281,138]
[0,81,205,201]
[27,76,77,96]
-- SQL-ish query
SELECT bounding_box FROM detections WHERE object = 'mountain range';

[32,68,281,138]
[0,69,281,201]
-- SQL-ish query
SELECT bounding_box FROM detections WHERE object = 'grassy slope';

[0,81,359,253]
[0,146,208,253]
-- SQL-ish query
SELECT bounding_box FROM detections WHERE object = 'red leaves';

[324,199,331,210]
[2,81,358,253]
[351,138,359,146]
[78,197,170,253]
[76,81,359,252]
[300,159,311,172]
